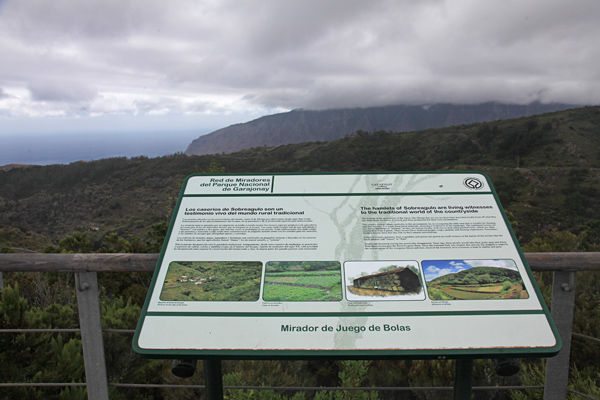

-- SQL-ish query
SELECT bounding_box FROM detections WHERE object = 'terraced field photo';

[423,259,529,301]
[263,261,342,301]
[160,261,262,301]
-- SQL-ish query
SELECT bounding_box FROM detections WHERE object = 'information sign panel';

[133,172,560,359]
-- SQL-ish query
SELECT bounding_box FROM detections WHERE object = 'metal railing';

[1,252,599,400]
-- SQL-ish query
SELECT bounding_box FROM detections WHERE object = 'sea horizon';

[0,130,209,167]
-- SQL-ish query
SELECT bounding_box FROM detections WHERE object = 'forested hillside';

[2,105,600,250]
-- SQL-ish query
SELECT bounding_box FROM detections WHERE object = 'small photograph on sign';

[262,261,343,301]
[160,261,262,301]
[423,259,529,300]
[344,261,426,301]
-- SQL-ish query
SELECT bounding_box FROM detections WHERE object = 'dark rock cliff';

[185,102,579,155]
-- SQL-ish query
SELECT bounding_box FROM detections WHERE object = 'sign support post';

[453,358,473,400]
[204,359,223,400]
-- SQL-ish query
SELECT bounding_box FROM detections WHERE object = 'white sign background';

[134,172,559,358]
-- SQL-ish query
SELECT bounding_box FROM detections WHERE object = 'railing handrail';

[2,252,600,272]
[0,253,157,272]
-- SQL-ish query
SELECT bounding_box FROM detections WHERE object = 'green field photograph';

[423,259,529,301]
[160,261,262,301]
[262,261,342,301]
[345,261,426,301]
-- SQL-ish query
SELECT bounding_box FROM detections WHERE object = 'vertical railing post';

[544,270,577,400]
[75,271,109,400]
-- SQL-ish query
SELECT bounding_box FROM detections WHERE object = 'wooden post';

[75,271,109,400]
[544,271,577,400]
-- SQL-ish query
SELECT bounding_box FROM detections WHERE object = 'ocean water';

[0,130,206,166]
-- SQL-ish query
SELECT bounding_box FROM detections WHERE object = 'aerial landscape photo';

[424,259,529,301]
[160,261,262,301]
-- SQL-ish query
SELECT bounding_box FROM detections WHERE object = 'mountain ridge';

[185,102,580,155]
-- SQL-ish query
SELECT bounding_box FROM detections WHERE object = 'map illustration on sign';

[134,172,559,359]
[423,259,529,301]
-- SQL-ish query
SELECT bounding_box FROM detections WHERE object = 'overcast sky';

[1,0,599,135]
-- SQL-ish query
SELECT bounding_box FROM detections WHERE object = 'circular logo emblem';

[463,177,484,190]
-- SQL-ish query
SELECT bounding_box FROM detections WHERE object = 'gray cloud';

[0,87,10,99]
[2,0,168,42]
[28,80,97,103]
[0,0,598,128]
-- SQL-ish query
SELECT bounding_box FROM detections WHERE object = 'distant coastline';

[0,130,205,167]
